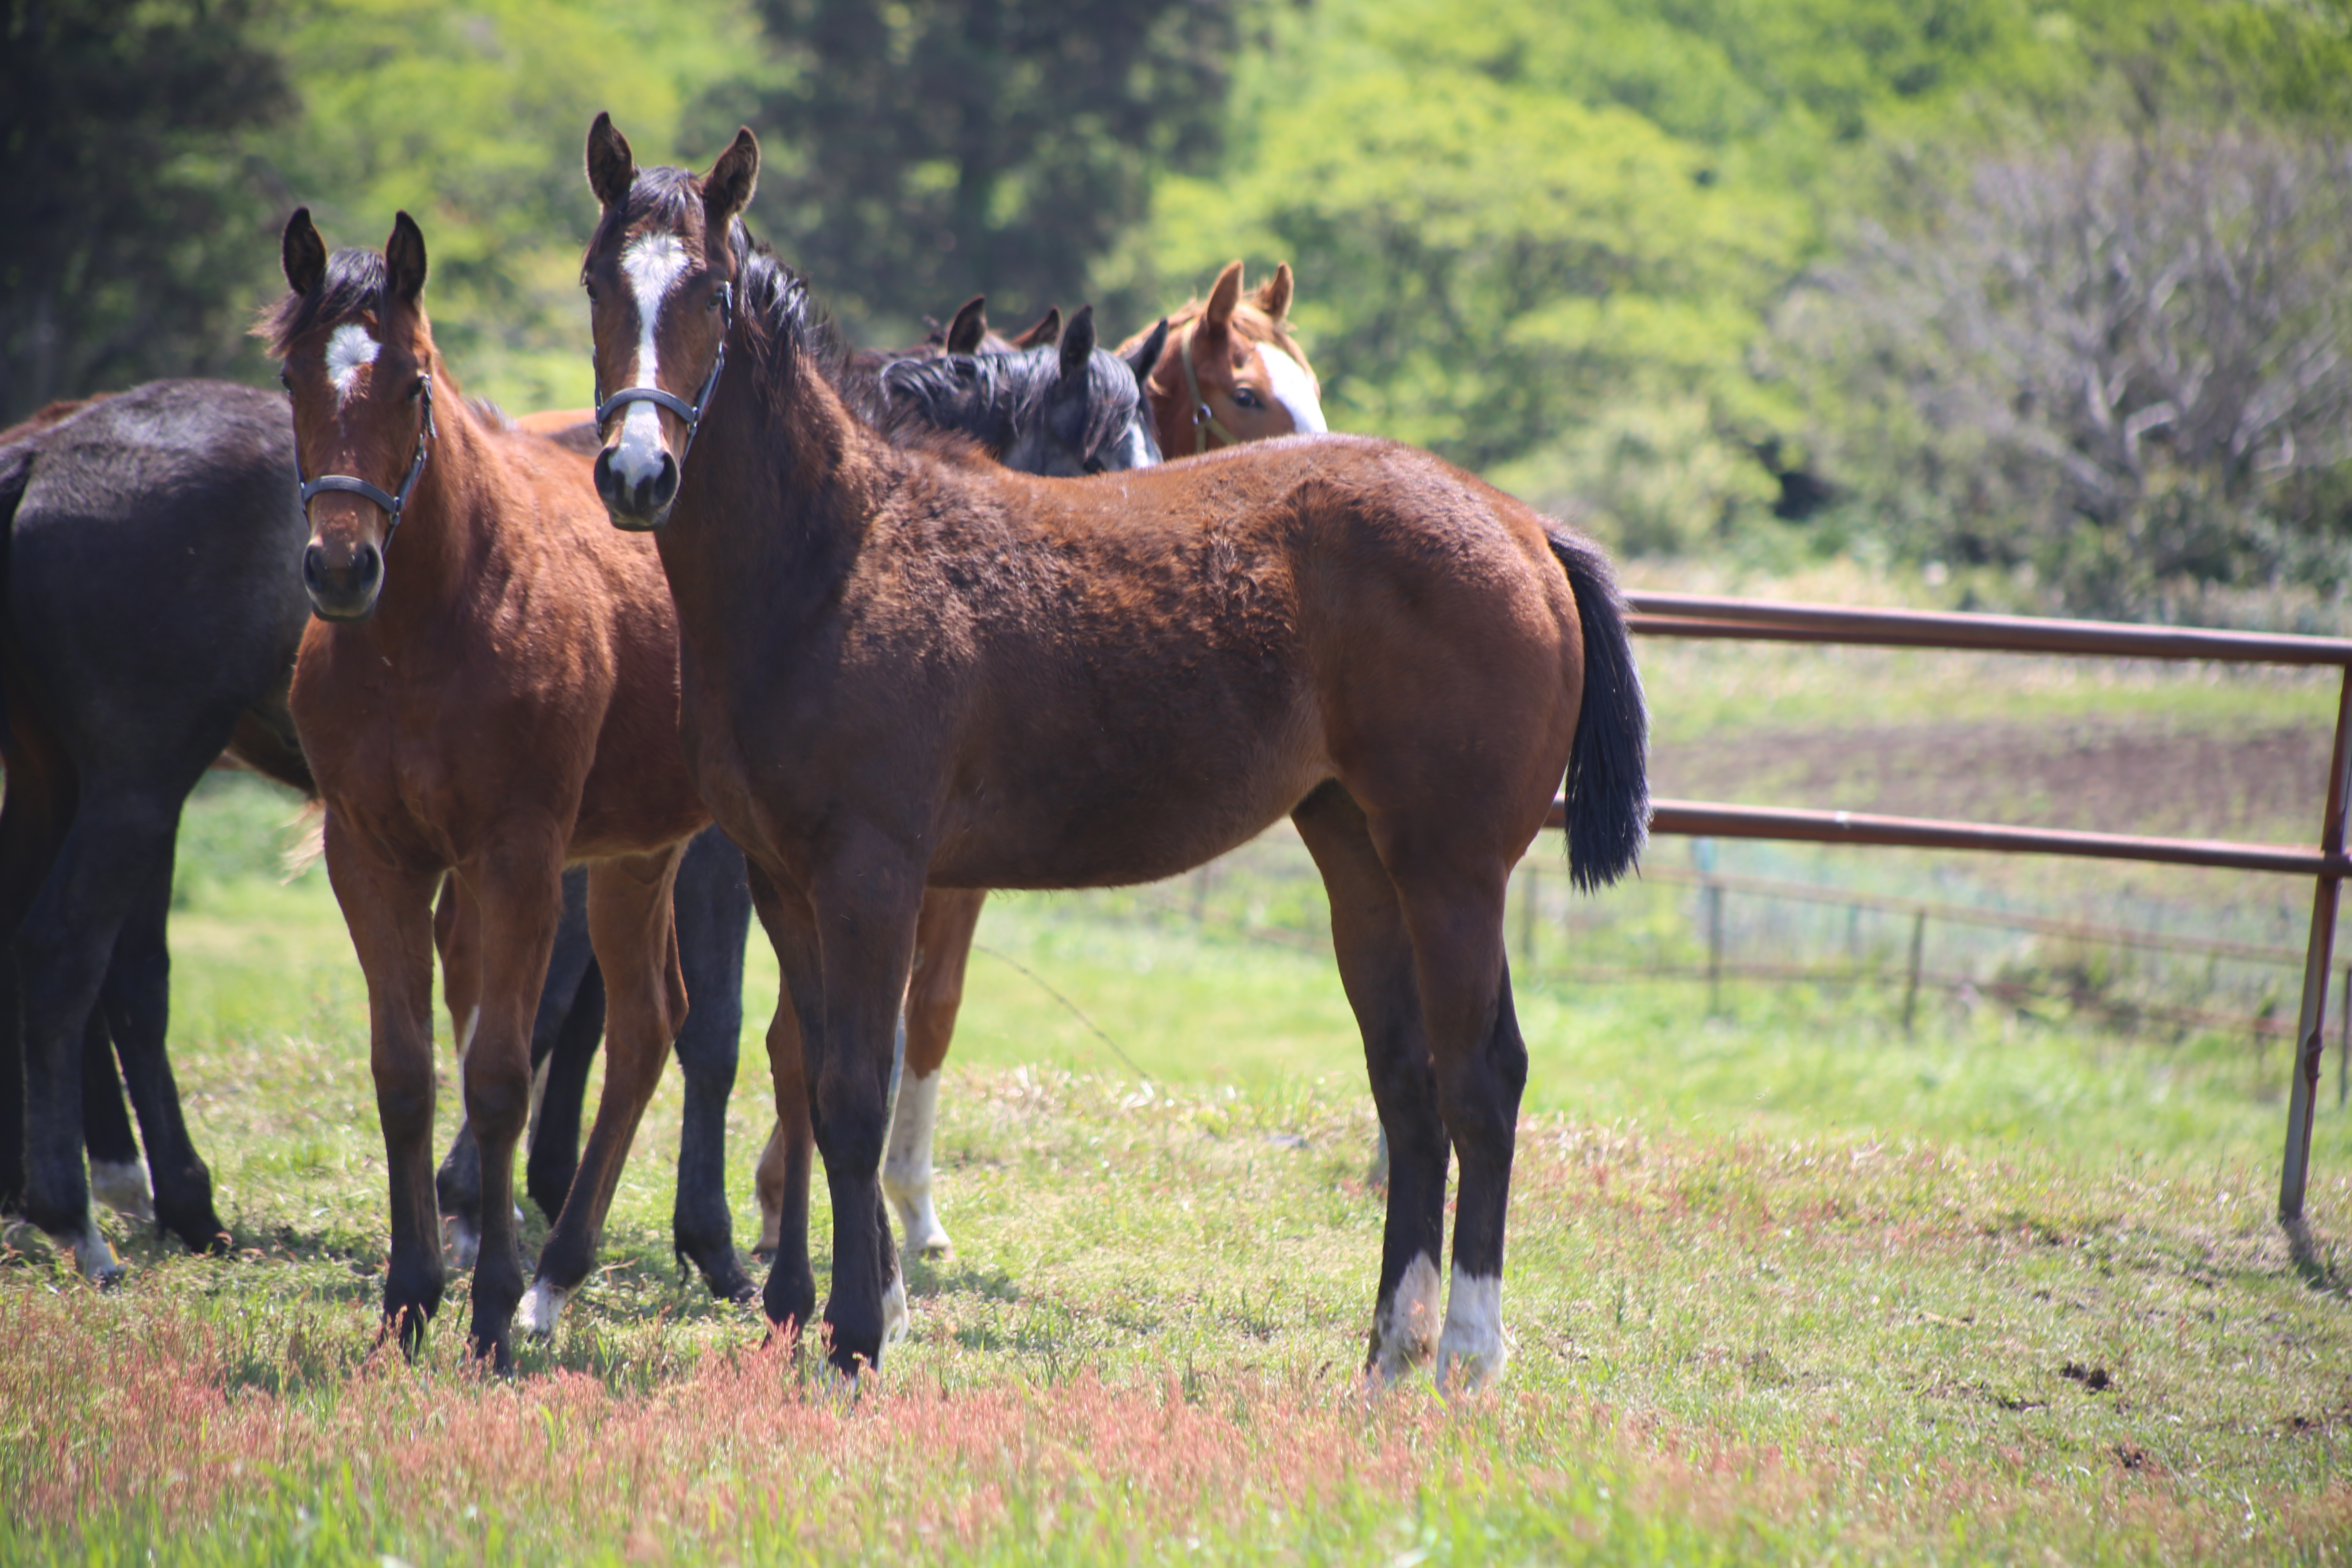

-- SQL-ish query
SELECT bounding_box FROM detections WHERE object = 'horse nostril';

[647,452,678,509]
[593,448,624,508]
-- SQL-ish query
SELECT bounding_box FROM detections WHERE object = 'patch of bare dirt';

[1651,722,2326,844]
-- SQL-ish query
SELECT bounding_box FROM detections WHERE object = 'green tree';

[0,0,292,423]
[747,0,1239,344]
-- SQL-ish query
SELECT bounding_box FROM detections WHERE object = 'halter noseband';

[296,372,437,550]
[593,281,734,465]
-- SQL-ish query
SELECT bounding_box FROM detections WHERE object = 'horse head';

[267,207,441,621]
[1136,260,1326,458]
[581,112,757,531]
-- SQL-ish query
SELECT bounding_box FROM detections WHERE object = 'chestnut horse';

[1124,260,1325,459]
[272,210,719,1368]
[582,118,1647,1386]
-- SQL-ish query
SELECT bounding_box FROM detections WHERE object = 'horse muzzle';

[595,437,678,532]
[303,538,385,621]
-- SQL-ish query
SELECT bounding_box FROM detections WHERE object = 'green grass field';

[7,613,2352,1563]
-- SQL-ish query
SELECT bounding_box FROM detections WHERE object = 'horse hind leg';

[81,1009,151,1225]
[102,850,227,1253]
[1292,784,1451,1383]
[523,866,599,1223]
[430,875,488,1265]
[884,886,985,1260]
[1386,851,1524,1393]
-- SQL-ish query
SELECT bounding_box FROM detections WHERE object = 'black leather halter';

[296,372,437,551]
[593,281,733,466]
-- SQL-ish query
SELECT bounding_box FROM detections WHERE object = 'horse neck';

[659,344,871,649]
[357,380,510,641]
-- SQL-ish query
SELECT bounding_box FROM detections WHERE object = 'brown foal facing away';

[582,118,1648,1386]
[271,210,721,1369]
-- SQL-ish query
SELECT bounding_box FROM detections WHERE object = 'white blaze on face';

[325,323,379,406]
[1256,343,1326,434]
[619,232,692,449]
[1435,1265,1507,1392]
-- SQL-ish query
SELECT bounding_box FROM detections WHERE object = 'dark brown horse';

[272,210,715,1368]
[581,118,1648,1386]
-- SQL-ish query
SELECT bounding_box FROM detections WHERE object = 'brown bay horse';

[581,118,1649,1387]
[272,210,716,1368]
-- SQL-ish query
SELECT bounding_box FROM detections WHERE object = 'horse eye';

[277,368,292,392]
[1231,387,1261,409]
[408,378,425,401]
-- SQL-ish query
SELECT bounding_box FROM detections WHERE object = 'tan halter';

[1177,324,1241,455]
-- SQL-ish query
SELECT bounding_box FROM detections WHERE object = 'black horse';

[0,382,755,1291]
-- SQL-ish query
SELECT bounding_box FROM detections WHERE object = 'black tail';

[1548,526,1648,890]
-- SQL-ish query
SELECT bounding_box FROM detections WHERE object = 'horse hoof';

[87,1160,155,1224]
[442,1216,481,1269]
[1367,1253,1441,1384]
[75,1232,125,1287]
[519,1279,569,1339]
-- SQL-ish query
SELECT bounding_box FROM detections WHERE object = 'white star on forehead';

[326,323,379,405]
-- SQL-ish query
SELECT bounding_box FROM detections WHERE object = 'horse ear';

[945,296,988,356]
[703,127,760,230]
[1124,317,1169,383]
[586,111,637,210]
[384,212,428,307]
[1058,304,1097,382]
[1011,306,1060,350]
[282,207,327,296]
[1252,262,1293,322]
[1202,261,1245,331]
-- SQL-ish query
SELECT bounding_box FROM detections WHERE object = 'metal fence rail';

[1548,591,2352,1227]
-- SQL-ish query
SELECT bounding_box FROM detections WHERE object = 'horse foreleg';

[1294,784,1450,1383]
[522,847,686,1338]
[800,844,922,1376]
[667,827,753,1301]
[324,819,445,1354]
[448,835,564,1370]
[884,886,984,1261]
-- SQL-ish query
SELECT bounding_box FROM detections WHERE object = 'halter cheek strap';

[295,373,437,551]
[1177,328,1241,456]
[593,282,733,466]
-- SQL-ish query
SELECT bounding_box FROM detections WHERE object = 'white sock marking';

[87,1159,153,1223]
[1371,1252,1441,1381]
[1436,1265,1507,1392]
[1256,343,1326,433]
[519,1278,570,1338]
[442,1214,480,1269]
[326,323,379,406]
[882,1071,953,1257]
[880,1254,909,1353]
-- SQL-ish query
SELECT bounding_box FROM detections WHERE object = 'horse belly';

[929,701,1328,891]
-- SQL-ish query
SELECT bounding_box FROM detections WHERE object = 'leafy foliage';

[0,0,292,423]
[746,0,1238,345]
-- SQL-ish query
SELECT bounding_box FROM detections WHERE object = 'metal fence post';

[2280,666,2352,1224]
[1903,909,1927,1038]
[1706,881,1725,1016]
